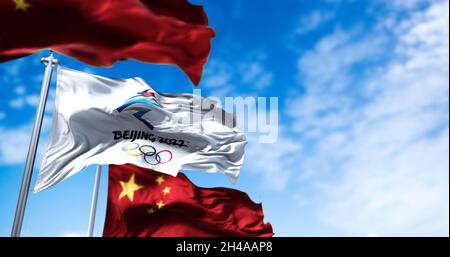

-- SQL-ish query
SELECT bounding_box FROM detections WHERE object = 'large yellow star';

[119,174,143,202]
[155,175,164,185]
[162,186,171,195]
[13,0,30,12]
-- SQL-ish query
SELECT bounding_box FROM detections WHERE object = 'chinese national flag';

[0,0,215,85]
[103,164,274,237]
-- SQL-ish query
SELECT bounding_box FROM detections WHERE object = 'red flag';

[104,164,274,237]
[0,0,215,85]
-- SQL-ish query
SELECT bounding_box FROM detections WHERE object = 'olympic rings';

[122,143,173,165]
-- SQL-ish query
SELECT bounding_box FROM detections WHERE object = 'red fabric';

[0,0,215,85]
[103,164,274,237]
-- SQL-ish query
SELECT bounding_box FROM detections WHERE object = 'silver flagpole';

[11,52,59,237]
[87,165,102,237]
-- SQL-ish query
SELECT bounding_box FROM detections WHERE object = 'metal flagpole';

[11,52,59,237]
[87,165,102,237]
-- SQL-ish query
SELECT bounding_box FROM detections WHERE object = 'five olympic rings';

[122,143,173,165]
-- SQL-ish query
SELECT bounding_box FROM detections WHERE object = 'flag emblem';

[122,143,173,165]
[116,89,159,130]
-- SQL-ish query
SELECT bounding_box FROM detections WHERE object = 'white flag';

[34,67,246,192]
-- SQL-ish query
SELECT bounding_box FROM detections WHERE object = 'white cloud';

[290,0,449,235]
[295,10,334,35]
[9,98,25,109]
[0,115,53,166]
[60,232,85,237]
[9,94,40,109]
[0,125,33,165]
[320,130,449,236]
[290,27,386,137]
[227,97,297,190]
[15,86,25,95]
[244,128,301,191]
[383,0,433,9]
[0,53,42,85]
[240,61,273,90]
[202,52,282,189]
[202,60,234,97]
[202,51,274,95]
[2,60,21,76]
[25,94,40,107]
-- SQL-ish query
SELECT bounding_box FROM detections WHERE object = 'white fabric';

[34,67,246,192]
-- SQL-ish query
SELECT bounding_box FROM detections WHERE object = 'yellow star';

[155,175,164,185]
[119,174,143,202]
[13,0,30,12]
[147,207,156,214]
[156,200,165,209]
[162,186,171,195]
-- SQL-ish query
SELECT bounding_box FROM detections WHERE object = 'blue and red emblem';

[116,89,159,130]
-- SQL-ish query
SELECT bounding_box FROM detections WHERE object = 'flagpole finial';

[41,51,59,66]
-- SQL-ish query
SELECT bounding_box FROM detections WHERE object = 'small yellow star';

[147,207,156,214]
[155,175,164,185]
[119,174,143,202]
[162,186,171,195]
[13,0,30,12]
[156,200,165,209]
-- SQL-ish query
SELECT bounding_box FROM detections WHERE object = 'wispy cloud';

[0,124,33,165]
[244,127,301,191]
[202,51,274,96]
[9,94,40,109]
[382,0,434,10]
[14,85,25,95]
[290,27,387,137]
[0,115,53,166]
[0,53,43,86]
[295,10,334,35]
[290,0,449,235]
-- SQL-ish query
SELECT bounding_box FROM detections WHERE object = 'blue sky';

[0,0,449,236]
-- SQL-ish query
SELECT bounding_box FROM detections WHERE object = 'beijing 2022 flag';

[34,67,246,192]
